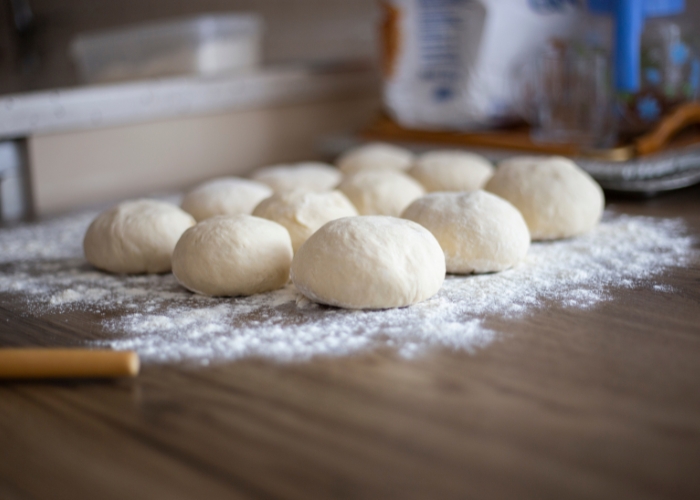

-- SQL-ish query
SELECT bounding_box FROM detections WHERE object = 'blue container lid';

[588,0,685,92]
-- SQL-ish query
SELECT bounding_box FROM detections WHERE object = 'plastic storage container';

[71,13,263,84]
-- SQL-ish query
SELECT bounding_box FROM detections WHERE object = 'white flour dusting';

[0,209,696,364]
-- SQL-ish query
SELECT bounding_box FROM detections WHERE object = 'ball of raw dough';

[251,162,342,193]
[253,190,358,252]
[409,150,494,192]
[291,216,445,309]
[338,170,425,216]
[84,199,195,274]
[485,156,604,240]
[402,191,530,274]
[336,142,414,174]
[181,177,272,222]
[172,215,293,297]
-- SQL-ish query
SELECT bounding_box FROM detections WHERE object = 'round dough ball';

[402,191,530,274]
[172,215,293,297]
[485,156,604,240]
[84,199,195,274]
[253,190,358,252]
[251,162,342,193]
[336,142,414,174]
[181,177,272,222]
[291,216,445,309]
[409,150,494,192]
[338,170,425,216]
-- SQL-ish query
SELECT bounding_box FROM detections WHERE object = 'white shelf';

[0,65,378,139]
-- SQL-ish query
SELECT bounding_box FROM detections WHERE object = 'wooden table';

[1,186,699,500]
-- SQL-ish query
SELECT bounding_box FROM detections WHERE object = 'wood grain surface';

[1,186,700,500]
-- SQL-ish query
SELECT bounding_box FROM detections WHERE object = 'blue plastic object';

[588,0,685,92]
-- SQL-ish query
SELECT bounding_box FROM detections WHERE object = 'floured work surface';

[0,207,695,364]
[1,188,700,500]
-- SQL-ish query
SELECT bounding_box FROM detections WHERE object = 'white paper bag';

[381,0,580,130]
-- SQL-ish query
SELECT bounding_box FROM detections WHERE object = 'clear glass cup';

[616,18,700,140]
[529,41,617,148]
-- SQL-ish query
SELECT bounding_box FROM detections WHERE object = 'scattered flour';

[0,208,696,364]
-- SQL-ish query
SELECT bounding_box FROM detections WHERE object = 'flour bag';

[381,0,580,130]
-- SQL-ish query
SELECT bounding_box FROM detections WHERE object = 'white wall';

[29,95,379,215]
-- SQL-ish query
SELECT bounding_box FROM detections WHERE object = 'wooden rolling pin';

[0,349,139,380]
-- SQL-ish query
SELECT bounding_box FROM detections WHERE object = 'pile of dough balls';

[82,145,604,310]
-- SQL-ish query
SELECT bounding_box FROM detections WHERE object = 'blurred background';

[0,0,379,93]
[0,0,381,219]
[2,0,700,221]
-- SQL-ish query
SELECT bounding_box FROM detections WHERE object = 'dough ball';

[291,216,445,309]
[409,150,494,192]
[485,156,604,240]
[338,170,425,216]
[402,191,530,274]
[84,199,195,274]
[181,177,272,222]
[251,162,342,193]
[253,190,358,252]
[336,142,414,174]
[172,215,292,297]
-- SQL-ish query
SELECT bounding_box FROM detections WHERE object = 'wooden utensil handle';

[0,349,139,380]
[636,102,700,156]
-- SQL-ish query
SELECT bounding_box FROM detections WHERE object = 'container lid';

[587,0,685,92]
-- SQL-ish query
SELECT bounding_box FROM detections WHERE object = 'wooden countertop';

[1,186,700,500]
